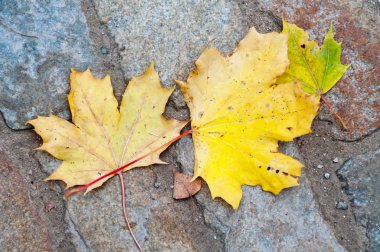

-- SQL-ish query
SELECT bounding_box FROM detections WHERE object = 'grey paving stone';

[92,0,248,87]
[337,149,380,251]
[0,0,98,129]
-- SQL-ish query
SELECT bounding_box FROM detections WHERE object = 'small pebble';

[324,173,331,179]
[170,185,174,189]
[100,47,109,54]
[317,164,324,169]
[336,201,348,210]
[333,157,339,163]
[154,182,161,188]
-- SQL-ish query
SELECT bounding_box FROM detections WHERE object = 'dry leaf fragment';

[28,64,187,192]
[178,27,320,209]
[173,171,201,199]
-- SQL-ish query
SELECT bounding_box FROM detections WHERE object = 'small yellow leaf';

[29,64,187,192]
[178,27,320,209]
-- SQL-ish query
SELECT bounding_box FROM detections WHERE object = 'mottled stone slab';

[0,147,51,251]
[0,117,75,251]
[0,0,97,129]
[249,0,379,140]
[337,149,380,251]
[92,0,248,87]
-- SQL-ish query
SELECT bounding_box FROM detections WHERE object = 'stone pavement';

[0,0,378,251]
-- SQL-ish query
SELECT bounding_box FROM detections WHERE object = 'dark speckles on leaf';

[287,127,293,131]
[258,165,262,168]
[228,106,233,110]
[198,112,204,118]
[267,166,271,171]
[275,170,279,174]
[300,44,306,48]
[282,172,289,176]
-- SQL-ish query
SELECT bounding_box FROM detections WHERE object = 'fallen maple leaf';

[29,64,186,190]
[28,64,187,249]
[278,20,350,128]
[177,27,320,209]
[173,171,201,199]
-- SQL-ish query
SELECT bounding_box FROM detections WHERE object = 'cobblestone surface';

[0,0,378,251]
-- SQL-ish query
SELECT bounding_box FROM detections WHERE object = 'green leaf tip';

[278,20,350,95]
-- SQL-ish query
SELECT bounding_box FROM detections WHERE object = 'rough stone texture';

[92,0,248,87]
[0,0,100,130]
[0,119,75,251]
[296,123,379,250]
[337,149,380,251]
[245,0,379,140]
[0,0,96,128]
[0,147,51,251]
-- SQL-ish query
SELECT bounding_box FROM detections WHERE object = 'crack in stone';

[333,128,379,143]
[192,194,227,251]
[65,208,91,251]
[0,110,33,132]
[81,0,127,101]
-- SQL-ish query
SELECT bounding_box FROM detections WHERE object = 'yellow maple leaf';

[28,64,187,192]
[178,27,320,209]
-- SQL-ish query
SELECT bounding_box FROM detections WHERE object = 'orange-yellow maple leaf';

[28,64,187,192]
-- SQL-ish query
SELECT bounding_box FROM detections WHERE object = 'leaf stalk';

[320,95,347,130]
[65,129,193,197]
